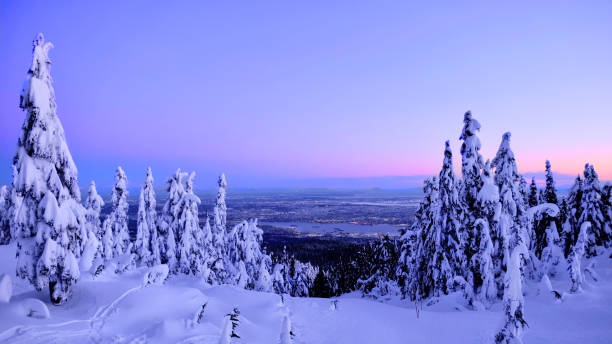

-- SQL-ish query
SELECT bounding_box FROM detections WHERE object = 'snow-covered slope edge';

[1,244,611,344]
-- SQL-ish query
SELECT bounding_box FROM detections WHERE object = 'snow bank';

[143,264,170,287]
[0,274,12,303]
[20,298,50,319]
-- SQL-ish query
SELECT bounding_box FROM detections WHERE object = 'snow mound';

[20,298,50,319]
[0,274,12,303]
[143,264,170,287]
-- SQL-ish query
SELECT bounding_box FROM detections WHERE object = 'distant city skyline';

[1,1,611,189]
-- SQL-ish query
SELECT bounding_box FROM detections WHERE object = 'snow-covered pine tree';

[272,263,287,295]
[562,176,584,257]
[158,169,185,272]
[101,216,114,263]
[396,225,418,299]
[135,167,160,267]
[491,133,528,294]
[528,177,539,208]
[0,186,10,244]
[578,164,609,256]
[84,182,104,239]
[495,243,528,344]
[245,219,266,287]
[459,112,485,273]
[543,160,558,205]
[176,172,205,275]
[211,173,228,283]
[288,259,306,297]
[437,141,464,278]
[226,218,267,288]
[459,111,484,212]
[82,181,104,272]
[200,216,215,282]
[539,220,562,278]
[468,161,499,303]
[559,198,572,259]
[568,222,590,293]
[255,259,273,292]
[470,219,496,305]
[409,177,444,299]
[12,34,86,304]
[166,226,177,272]
[311,267,332,298]
[406,144,463,300]
[356,235,399,297]
[102,167,130,259]
[235,260,248,289]
[294,260,317,297]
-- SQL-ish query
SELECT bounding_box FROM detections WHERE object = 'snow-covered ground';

[0,243,610,343]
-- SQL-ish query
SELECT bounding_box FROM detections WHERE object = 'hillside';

[1,243,610,343]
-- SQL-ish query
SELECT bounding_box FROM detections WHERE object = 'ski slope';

[0,243,610,343]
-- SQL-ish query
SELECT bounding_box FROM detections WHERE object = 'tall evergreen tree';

[459,111,484,212]
[543,160,558,205]
[255,259,273,292]
[491,133,528,294]
[201,216,215,283]
[410,177,446,298]
[176,172,205,275]
[103,167,130,259]
[562,176,584,256]
[539,220,562,278]
[528,177,539,208]
[579,164,609,256]
[11,34,85,304]
[158,169,185,271]
[396,226,418,299]
[82,181,104,272]
[226,218,267,288]
[459,112,484,273]
[468,161,500,303]
[568,222,590,293]
[210,173,228,283]
[135,167,160,266]
[311,268,332,298]
[84,182,104,239]
[437,141,465,277]
[495,244,528,344]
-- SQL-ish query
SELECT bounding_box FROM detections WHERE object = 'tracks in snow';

[0,284,143,344]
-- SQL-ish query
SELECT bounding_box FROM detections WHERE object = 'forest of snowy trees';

[353,112,612,344]
[0,34,317,306]
[1,33,612,344]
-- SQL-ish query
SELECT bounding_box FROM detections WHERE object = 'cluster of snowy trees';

[0,33,317,304]
[390,112,611,343]
[356,235,400,297]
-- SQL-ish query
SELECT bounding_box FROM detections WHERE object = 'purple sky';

[1,1,611,189]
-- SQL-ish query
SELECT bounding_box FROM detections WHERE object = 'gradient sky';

[1,1,611,189]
